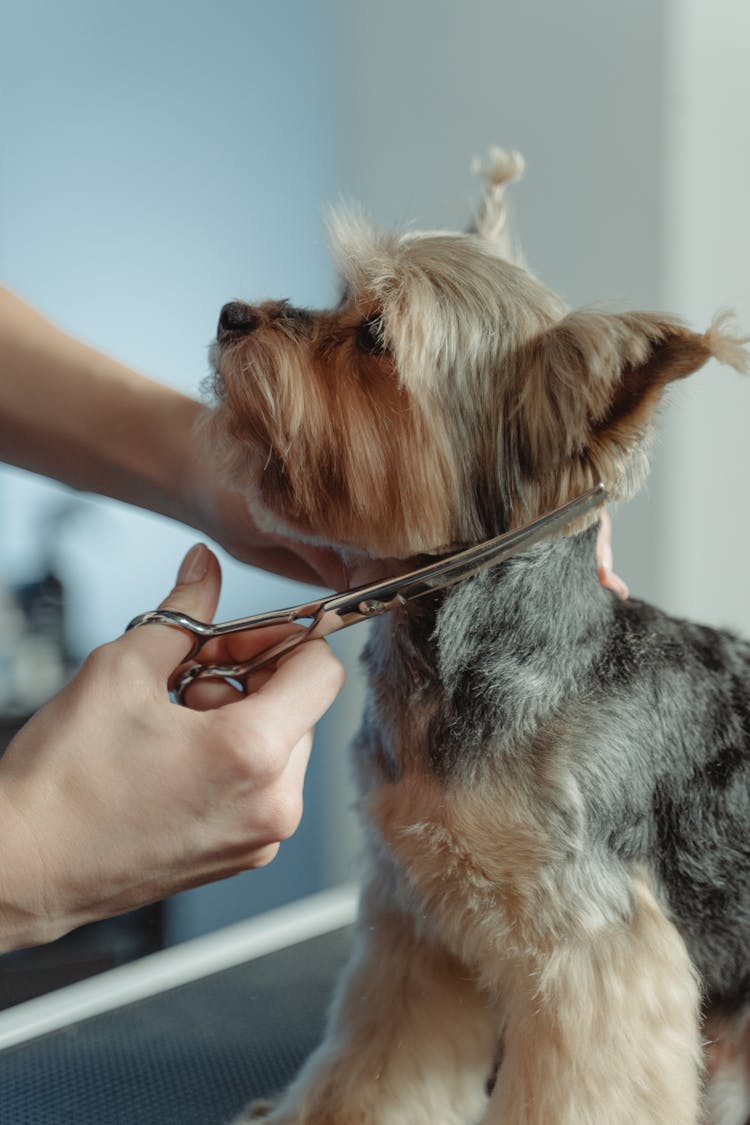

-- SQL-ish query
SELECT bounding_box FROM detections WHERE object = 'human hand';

[0,544,344,952]
[596,510,629,600]
[176,408,347,589]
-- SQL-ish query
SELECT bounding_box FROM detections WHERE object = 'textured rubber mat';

[0,927,351,1125]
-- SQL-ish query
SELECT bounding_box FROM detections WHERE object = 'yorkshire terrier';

[208,150,750,1125]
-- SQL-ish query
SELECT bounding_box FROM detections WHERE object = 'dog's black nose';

[217,301,260,339]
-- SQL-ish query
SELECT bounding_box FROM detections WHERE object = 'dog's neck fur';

[360,523,613,783]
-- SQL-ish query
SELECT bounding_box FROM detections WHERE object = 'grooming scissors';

[127,482,608,704]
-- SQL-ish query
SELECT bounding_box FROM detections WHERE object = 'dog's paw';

[248,1100,275,1118]
[233,1101,320,1125]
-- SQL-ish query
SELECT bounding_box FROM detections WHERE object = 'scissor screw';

[358,598,387,617]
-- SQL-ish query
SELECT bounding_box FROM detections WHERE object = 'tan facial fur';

[209,293,459,557]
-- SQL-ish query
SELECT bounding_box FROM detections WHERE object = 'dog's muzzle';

[217,301,260,341]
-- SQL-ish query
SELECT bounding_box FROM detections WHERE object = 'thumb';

[124,543,223,676]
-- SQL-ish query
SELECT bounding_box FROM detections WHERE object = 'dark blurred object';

[0,501,83,720]
[0,571,73,720]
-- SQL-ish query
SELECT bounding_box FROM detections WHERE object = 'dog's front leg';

[235,881,495,1125]
[481,874,703,1125]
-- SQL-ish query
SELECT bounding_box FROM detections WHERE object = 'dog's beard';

[208,329,467,558]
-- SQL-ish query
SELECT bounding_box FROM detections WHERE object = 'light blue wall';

[0,0,354,940]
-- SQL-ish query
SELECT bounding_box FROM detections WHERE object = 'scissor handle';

[172,661,247,703]
[128,481,609,706]
[127,610,323,703]
[128,602,312,638]
[170,609,329,703]
[126,610,215,661]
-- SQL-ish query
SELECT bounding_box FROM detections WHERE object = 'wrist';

[90,371,205,526]
[0,783,63,952]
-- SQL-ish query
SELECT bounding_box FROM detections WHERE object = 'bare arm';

[0,286,201,517]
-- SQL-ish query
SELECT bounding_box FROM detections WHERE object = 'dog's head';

[208,150,747,559]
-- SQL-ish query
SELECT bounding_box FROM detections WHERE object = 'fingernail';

[177,543,209,584]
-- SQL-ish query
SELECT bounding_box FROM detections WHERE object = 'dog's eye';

[356,315,387,356]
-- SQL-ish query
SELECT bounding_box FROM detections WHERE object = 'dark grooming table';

[0,887,356,1125]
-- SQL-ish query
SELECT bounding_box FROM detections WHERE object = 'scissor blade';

[172,482,608,700]
[399,482,608,603]
[320,482,608,622]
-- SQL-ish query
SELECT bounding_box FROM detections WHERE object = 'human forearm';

[0,285,201,523]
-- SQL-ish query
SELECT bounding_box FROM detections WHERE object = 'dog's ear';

[520,309,748,495]
[471,147,525,263]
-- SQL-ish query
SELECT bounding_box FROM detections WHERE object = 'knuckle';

[80,640,133,682]
[247,727,288,783]
[325,650,347,693]
[114,647,152,686]
[211,715,287,785]
[265,788,304,842]
[247,843,281,869]
[78,641,112,678]
[308,642,347,695]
